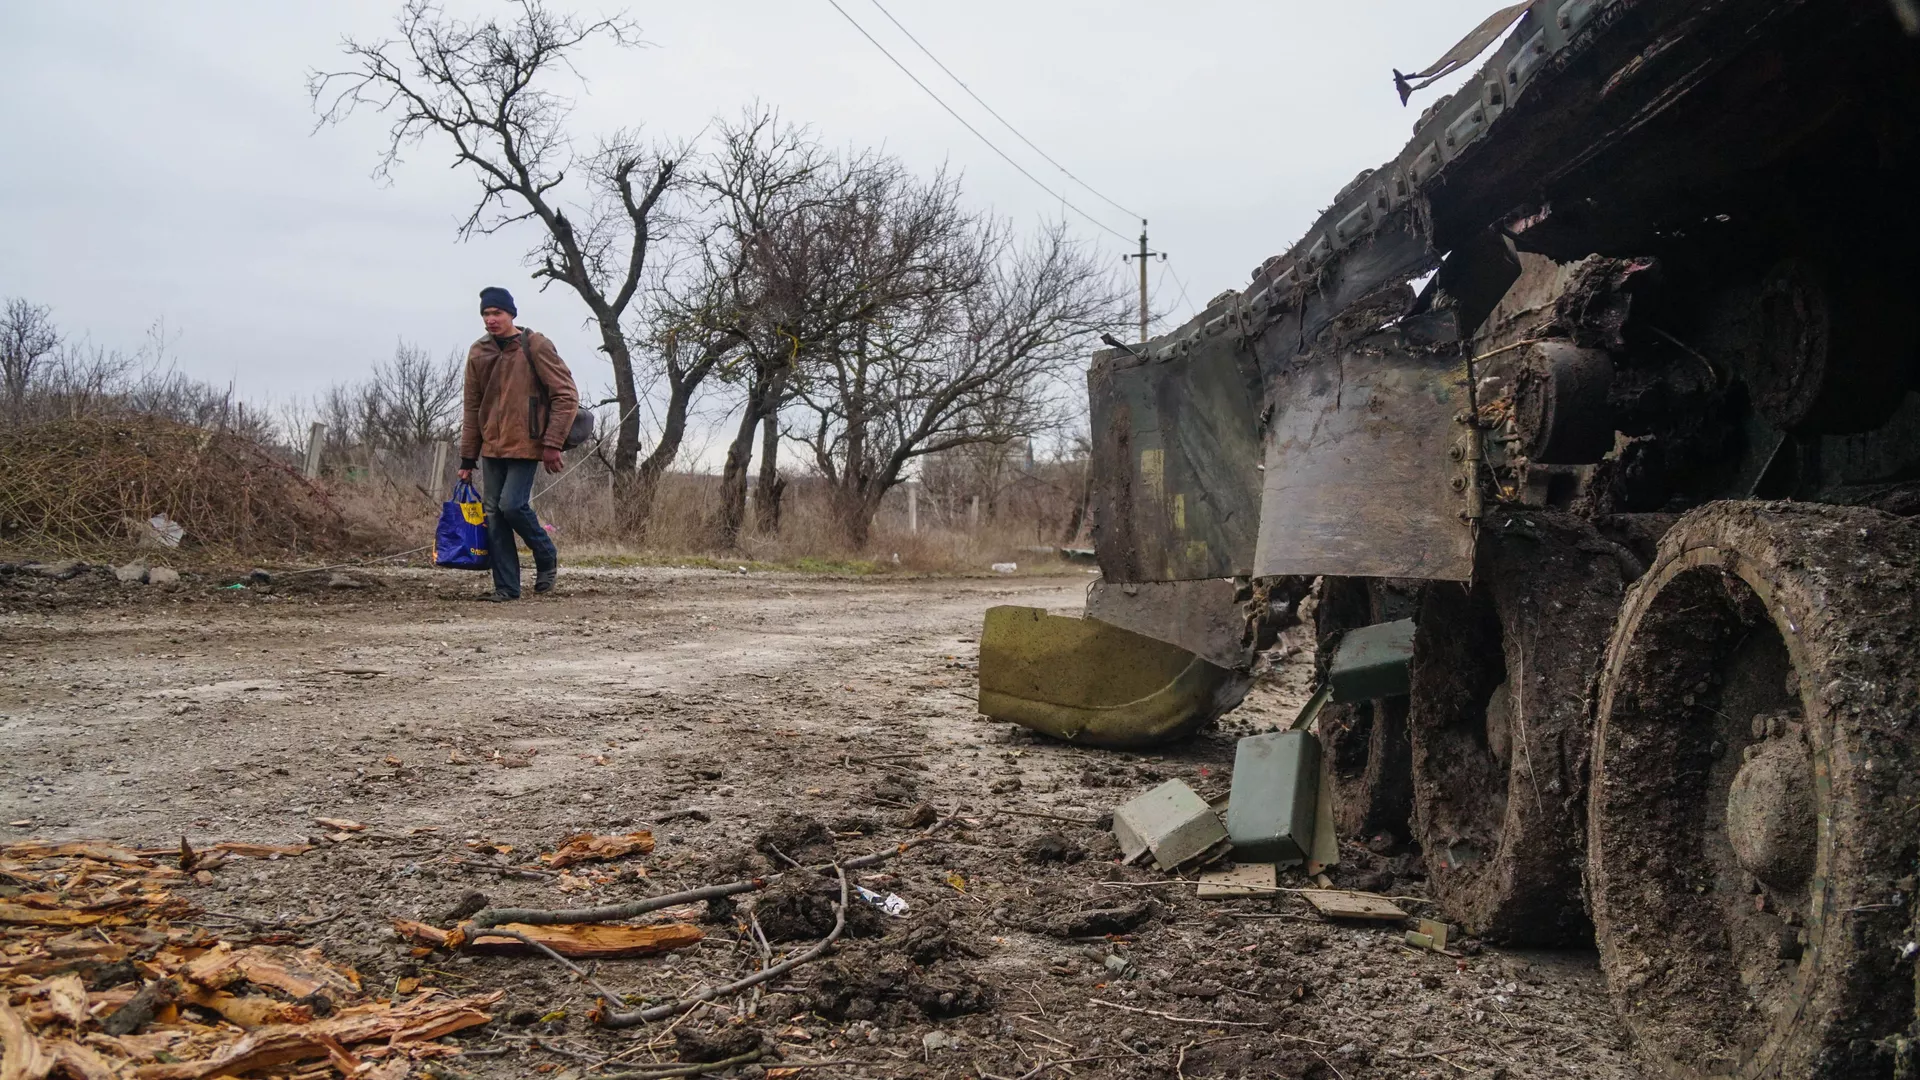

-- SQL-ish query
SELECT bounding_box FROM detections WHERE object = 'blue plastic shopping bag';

[434,480,490,570]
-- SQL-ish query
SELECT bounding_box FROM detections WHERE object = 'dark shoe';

[486,589,517,602]
[534,566,557,594]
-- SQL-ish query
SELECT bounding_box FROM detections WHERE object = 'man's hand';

[541,448,564,474]
[457,468,472,482]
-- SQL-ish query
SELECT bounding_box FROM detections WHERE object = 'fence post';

[907,481,918,534]
[303,422,326,479]
[429,440,448,492]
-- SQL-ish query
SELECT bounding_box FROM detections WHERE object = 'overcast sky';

[3,1,1495,440]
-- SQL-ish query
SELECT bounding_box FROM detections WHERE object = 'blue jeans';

[481,457,557,597]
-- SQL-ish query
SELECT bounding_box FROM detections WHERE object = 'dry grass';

[334,460,1082,575]
[0,417,1084,577]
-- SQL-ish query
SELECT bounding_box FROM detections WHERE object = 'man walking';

[457,286,579,601]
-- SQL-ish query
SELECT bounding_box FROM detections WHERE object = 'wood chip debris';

[392,917,703,959]
[538,830,655,869]
[1,839,498,1078]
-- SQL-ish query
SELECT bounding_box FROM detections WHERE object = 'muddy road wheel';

[1409,510,1640,944]
[1316,577,1417,844]
[1589,502,1920,1079]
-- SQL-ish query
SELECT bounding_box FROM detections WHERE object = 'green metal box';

[1225,730,1321,864]
[1328,618,1416,702]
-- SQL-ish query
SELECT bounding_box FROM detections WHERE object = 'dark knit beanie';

[479,286,517,317]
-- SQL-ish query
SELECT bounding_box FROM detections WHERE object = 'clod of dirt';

[442,890,489,922]
[988,776,1022,794]
[910,976,993,1018]
[896,918,976,965]
[701,895,737,924]
[752,874,882,942]
[1345,869,1395,894]
[753,813,835,866]
[702,845,765,881]
[873,777,918,804]
[831,814,878,835]
[674,1024,764,1062]
[808,947,986,1021]
[901,801,938,829]
[1038,898,1160,938]
[1167,980,1225,999]
[83,960,141,990]
[809,951,915,1021]
[1024,832,1084,864]
[102,978,180,1036]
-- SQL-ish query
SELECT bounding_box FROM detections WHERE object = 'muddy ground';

[0,564,1641,1078]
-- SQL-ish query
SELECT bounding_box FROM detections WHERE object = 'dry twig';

[470,814,958,929]
[1087,999,1269,1028]
[599,864,850,1028]
[464,927,631,1009]
[591,1049,764,1078]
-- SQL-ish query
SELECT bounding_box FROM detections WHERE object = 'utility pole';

[1119,219,1165,343]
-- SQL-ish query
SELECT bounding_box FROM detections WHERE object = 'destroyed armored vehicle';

[980,1,1920,1076]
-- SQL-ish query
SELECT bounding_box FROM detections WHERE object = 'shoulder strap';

[519,331,549,401]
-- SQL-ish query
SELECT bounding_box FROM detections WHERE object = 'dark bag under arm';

[521,332,594,451]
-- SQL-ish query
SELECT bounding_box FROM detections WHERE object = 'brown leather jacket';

[459,328,579,464]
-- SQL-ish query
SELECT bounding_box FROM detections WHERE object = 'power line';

[1149,259,1171,328]
[1165,261,1197,323]
[822,0,1134,244]
[862,0,1142,223]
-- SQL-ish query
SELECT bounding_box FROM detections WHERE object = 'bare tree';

[1,299,61,421]
[370,341,462,448]
[796,221,1126,547]
[122,371,278,445]
[676,113,989,548]
[314,381,384,459]
[668,108,830,547]
[310,0,685,532]
[36,341,137,423]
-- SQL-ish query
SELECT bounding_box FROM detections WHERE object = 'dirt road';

[0,566,1640,1078]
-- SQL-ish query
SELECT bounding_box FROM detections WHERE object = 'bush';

[0,416,401,559]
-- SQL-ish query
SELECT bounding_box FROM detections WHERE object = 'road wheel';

[1316,578,1416,844]
[1409,509,1638,944]
[1589,502,1920,1079]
